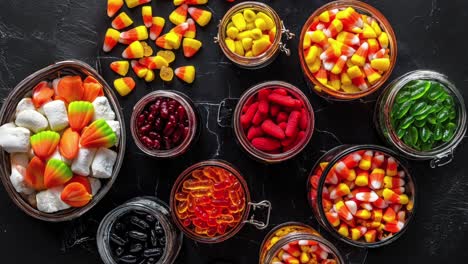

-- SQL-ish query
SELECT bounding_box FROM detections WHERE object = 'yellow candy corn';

[241,37,253,51]
[378,32,389,49]
[347,65,363,79]
[144,69,155,82]
[169,4,188,25]
[245,51,253,57]
[110,61,129,76]
[114,77,135,96]
[165,32,181,49]
[234,40,244,56]
[226,26,239,39]
[236,30,252,40]
[188,7,212,27]
[142,6,152,28]
[122,41,144,59]
[183,38,202,58]
[341,72,352,85]
[252,38,271,56]
[362,23,377,39]
[111,12,133,30]
[175,66,195,84]
[254,18,268,31]
[371,58,390,71]
[160,66,174,82]
[157,50,176,64]
[308,58,321,73]
[103,28,120,52]
[256,12,274,30]
[225,38,235,53]
[173,0,184,5]
[232,13,246,31]
[125,0,151,9]
[305,45,321,65]
[371,20,382,37]
[243,9,256,23]
[246,22,256,30]
[250,28,262,40]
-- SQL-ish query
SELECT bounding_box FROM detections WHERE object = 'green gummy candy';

[393,100,413,120]
[442,122,457,142]
[399,115,415,130]
[427,82,445,101]
[436,108,450,123]
[409,80,431,100]
[420,126,432,142]
[395,90,411,104]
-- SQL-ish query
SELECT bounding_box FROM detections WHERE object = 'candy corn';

[170,22,189,36]
[175,66,195,84]
[149,17,165,40]
[113,77,136,96]
[188,7,212,27]
[120,25,148,42]
[44,159,73,188]
[183,38,202,58]
[68,101,95,132]
[110,61,129,76]
[169,4,188,25]
[156,32,181,49]
[30,131,60,160]
[185,18,196,38]
[125,0,151,9]
[122,41,144,59]
[80,119,117,148]
[103,28,120,52]
[142,6,153,28]
[112,12,133,30]
[131,60,148,78]
[107,0,124,17]
[139,55,169,70]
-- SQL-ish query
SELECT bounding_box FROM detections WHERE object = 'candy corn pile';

[302,6,391,94]
[309,150,414,243]
[104,0,214,95]
[0,76,120,213]
[224,8,277,57]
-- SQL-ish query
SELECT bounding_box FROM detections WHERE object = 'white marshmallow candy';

[89,177,102,196]
[15,98,35,116]
[0,122,16,131]
[15,109,48,133]
[92,96,115,121]
[43,100,69,131]
[106,120,121,146]
[71,147,97,176]
[91,148,117,179]
[9,153,34,195]
[0,125,30,153]
[36,186,71,213]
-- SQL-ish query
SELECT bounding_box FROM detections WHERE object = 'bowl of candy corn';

[307,145,416,247]
[0,60,126,222]
[299,0,397,100]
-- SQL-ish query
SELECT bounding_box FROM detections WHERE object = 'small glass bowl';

[0,60,126,222]
[259,222,345,264]
[130,90,200,158]
[216,1,294,69]
[232,81,315,163]
[169,160,271,243]
[307,145,417,248]
[299,0,397,100]
[96,197,183,264]
[375,70,467,167]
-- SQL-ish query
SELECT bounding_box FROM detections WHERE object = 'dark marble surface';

[1,0,467,263]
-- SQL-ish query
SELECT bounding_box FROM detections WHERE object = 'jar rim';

[308,144,417,248]
[298,0,398,100]
[217,1,283,68]
[169,159,252,243]
[130,90,198,158]
[379,70,467,161]
[233,81,315,163]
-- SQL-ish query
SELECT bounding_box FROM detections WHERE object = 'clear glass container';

[307,145,417,248]
[259,222,344,264]
[169,160,271,243]
[96,196,182,264]
[0,60,126,222]
[232,81,315,163]
[375,70,467,168]
[215,1,294,69]
[130,90,200,158]
[298,0,397,100]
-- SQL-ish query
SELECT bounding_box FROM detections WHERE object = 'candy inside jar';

[307,145,416,247]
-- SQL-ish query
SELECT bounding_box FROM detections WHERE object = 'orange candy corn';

[188,7,212,27]
[183,38,202,58]
[175,66,195,84]
[125,0,151,9]
[107,0,124,17]
[82,76,104,102]
[114,77,136,96]
[57,75,84,103]
[25,157,46,191]
[67,175,92,194]
[110,61,130,77]
[111,12,133,30]
[61,182,93,207]
[122,41,144,59]
[120,25,148,42]
[169,4,188,25]
[142,6,152,28]
[149,17,165,40]
[103,28,120,52]
[31,131,60,160]
[32,81,54,108]
[59,128,80,160]
[184,18,196,38]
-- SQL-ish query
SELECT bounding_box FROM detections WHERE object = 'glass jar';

[170,160,271,243]
[97,196,183,264]
[375,70,467,167]
[215,1,294,69]
[232,81,315,163]
[0,60,126,222]
[298,0,397,100]
[130,90,200,158]
[259,222,344,264]
[307,145,416,248]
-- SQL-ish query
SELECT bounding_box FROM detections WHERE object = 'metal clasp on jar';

[278,22,295,56]
[243,200,272,230]
[430,149,454,168]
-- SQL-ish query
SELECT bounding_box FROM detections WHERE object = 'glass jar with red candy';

[307,145,417,248]
[170,160,271,243]
[233,81,315,163]
[131,90,199,158]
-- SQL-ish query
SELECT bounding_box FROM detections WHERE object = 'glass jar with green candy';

[375,70,467,168]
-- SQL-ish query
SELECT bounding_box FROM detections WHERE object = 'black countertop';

[1,0,467,263]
